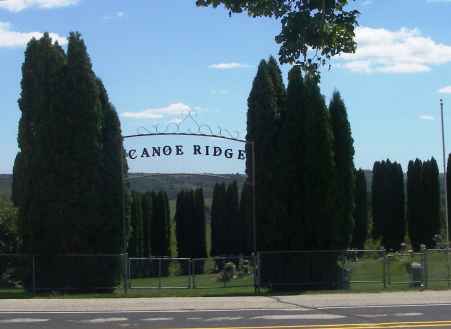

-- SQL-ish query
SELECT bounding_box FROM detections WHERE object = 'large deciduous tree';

[196,0,359,73]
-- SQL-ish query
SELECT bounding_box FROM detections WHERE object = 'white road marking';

[319,303,451,310]
[204,316,243,322]
[252,314,346,320]
[187,317,202,320]
[0,308,301,314]
[394,312,424,317]
[78,317,128,323]
[141,317,174,321]
[358,314,388,318]
[0,318,49,323]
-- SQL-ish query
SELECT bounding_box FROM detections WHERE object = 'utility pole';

[441,99,449,248]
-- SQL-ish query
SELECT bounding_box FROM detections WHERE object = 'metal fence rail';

[2,249,451,294]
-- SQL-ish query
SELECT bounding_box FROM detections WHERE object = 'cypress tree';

[62,32,104,254]
[329,91,355,249]
[13,32,126,290]
[96,79,125,253]
[151,192,170,257]
[142,192,153,257]
[386,162,405,251]
[266,56,286,115]
[239,183,253,254]
[210,184,219,257]
[129,192,144,257]
[407,159,423,250]
[211,183,227,256]
[351,169,368,250]
[278,66,305,251]
[13,34,66,254]
[372,160,405,250]
[447,154,451,241]
[225,182,240,255]
[246,60,278,251]
[193,188,207,259]
[302,75,336,250]
[372,161,383,240]
[421,158,441,247]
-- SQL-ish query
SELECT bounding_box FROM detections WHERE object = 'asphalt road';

[2,304,451,329]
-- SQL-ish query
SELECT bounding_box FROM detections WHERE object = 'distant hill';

[128,173,246,199]
[0,175,12,198]
[0,173,246,200]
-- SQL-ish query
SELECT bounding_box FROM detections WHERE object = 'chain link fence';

[128,256,256,290]
[0,253,127,294]
[258,249,451,291]
[2,250,451,294]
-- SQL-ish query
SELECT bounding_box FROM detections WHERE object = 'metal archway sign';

[120,113,257,255]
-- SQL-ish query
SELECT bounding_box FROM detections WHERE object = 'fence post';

[255,252,261,295]
[32,255,36,295]
[382,248,387,289]
[423,249,428,289]
[123,253,128,295]
[188,259,192,289]
[192,259,196,289]
[158,258,162,289]
[448,248,451,289]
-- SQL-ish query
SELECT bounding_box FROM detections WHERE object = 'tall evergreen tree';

[151,192,170,257]
[96,79,125,253]
[239,183,253,254]
[225,182,240,255]
[277,66,305,250]
[129,192,144,257]
[372,161,383,240]
[301,75,336,250]
[421,158,441,248]
[142,192,153,257]
[407,159,423,250]
[210,183,227,256]
[351,169,368,250]
[193,188,207,259]
[266,56,286,117]
[329,91,355,249]
[372,160,405,250]
[12,34,66,254]
[447,153,451,241]
[246,60,278,251]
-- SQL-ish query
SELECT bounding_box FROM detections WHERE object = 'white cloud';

[438,86,451,94]
[338,26,451,74]
[208,62,250,70]
[122,102,195,120]
[210,89,229,95]
[0,0,78,12]
[419,114,435,121]
[104,11,125,21]
[0,21,66,48]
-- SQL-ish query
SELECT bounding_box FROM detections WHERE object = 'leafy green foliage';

[196,0,359,73]
[0,197,19,253]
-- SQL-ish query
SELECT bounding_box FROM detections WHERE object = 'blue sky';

[1,0,451,174]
